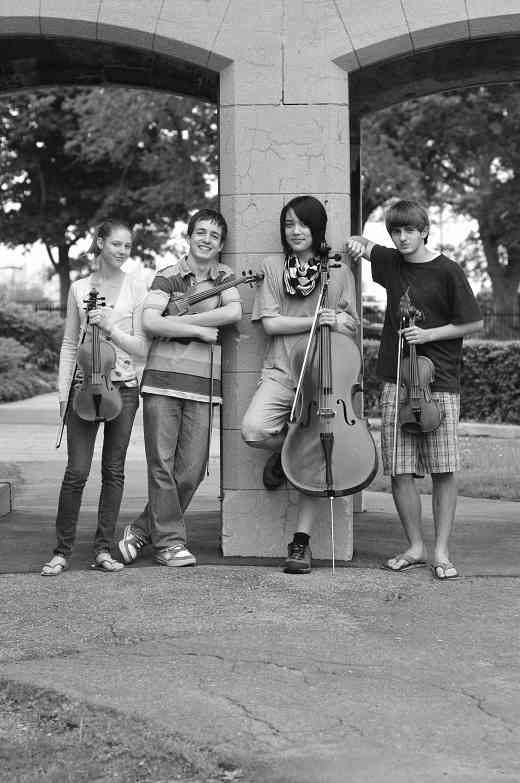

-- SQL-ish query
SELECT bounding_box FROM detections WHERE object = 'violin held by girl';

[41,218,148,576]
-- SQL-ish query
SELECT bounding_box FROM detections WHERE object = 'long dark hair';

[280,196,327,255]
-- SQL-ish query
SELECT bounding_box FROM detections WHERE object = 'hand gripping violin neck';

[281,241,378,499]
[72,289,123,422]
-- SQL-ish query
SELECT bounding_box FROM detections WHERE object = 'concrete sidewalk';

[0,393,519,782]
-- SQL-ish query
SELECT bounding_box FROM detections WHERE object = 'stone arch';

[0,34,221,100]
[344,32,520,234]
[2,2,519,557]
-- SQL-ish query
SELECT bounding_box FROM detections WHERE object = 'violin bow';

[205,344,214,477]
[289,285,325,423]
[392,287,413,474]
[55,318,89,449]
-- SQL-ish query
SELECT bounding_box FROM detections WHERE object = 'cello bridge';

[317,407,335,418]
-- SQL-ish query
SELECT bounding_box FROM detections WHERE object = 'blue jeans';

[133,394,210,550]
[54,384,139,557]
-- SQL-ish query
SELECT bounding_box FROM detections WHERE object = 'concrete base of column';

[221,489,353,560]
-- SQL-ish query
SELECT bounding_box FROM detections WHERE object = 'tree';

[0,88,217,308]
[362,85,520,321]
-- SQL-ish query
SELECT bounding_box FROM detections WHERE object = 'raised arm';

[345,235,375,262]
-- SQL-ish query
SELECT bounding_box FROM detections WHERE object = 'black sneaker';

[284,541,311,574]
[263,452,285,490]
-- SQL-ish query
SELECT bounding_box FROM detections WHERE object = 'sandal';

[41,554,69,576]
[91,551,124,572]
[431,561,459,580]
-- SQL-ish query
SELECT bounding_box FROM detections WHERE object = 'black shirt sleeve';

[370,245,400,290]
[448,263,482,325]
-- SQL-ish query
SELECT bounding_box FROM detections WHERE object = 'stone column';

[216,0,356,559]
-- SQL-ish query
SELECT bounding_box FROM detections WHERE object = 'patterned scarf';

[283,254,320,297]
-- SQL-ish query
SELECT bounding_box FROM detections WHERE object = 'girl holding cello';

[241,196,360,574]
[346,200,482,580]
[41,219,148,576]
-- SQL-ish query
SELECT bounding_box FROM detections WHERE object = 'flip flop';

[41,554,69,576]
[381,554,427,572]
[91,552,124,572]
[431,561,459,580]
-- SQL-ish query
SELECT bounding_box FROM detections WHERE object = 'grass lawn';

[367,432,520,501]
[0,679,240,783]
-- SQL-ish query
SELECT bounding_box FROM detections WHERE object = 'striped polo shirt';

[140,258,235,404]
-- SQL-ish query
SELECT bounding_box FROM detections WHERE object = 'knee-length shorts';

[380,382,460,476]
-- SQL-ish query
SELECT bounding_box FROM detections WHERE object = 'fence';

[478,312,520,341]
[32,302,67,318]
[28,301,520,341]
[363,310,520,341]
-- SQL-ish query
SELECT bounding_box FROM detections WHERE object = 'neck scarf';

[283,254,320,297]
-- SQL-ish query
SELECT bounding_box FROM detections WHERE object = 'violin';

[166,270,263,316]
[281,242,378,497]
[398,295,442,434]
[72,289,123,422]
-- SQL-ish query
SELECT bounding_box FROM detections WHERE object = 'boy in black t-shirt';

[346,201,482,580]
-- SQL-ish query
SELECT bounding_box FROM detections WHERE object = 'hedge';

[0,299,519,423]
[363,339,520,424]
[0,299,63,371]
[0,369,56,403]
[0,298,62,402]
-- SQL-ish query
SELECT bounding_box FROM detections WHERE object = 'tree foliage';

[362,84,520,318]
[0,88,218,307]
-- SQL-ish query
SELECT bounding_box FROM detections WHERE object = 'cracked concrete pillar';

[217,0,355,560]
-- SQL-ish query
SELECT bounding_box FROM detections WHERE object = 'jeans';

[54,384,139,557]
[133,394,210,550]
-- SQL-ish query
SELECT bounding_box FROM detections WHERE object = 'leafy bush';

[0,299,63,370]
[363,338,520,424]
[0,369,56,402]
[0,337,30,372]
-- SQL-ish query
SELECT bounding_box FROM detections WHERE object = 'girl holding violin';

[346,200,482,580]
[241,196,359,574]
[41,219,148,576]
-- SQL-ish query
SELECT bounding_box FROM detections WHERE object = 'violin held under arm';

[166,270,263,316]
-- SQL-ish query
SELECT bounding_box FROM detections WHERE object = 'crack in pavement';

[461,688,517,734]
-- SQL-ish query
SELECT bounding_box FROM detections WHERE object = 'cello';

[281,242,378,565]
[72,289,123,422]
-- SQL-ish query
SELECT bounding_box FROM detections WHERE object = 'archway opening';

[348,36,520,502]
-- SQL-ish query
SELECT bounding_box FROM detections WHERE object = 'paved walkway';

[0,394,519,782]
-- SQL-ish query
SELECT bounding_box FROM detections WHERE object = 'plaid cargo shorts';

[380,382,460,476]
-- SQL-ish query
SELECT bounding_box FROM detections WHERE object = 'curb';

[0,482,12,517]
[368,418,520,439]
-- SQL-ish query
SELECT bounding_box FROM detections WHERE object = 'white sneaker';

[154,544,196,567]
[118,525,148,564]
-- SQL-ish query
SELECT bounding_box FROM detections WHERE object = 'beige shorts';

[380,382,460,475]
